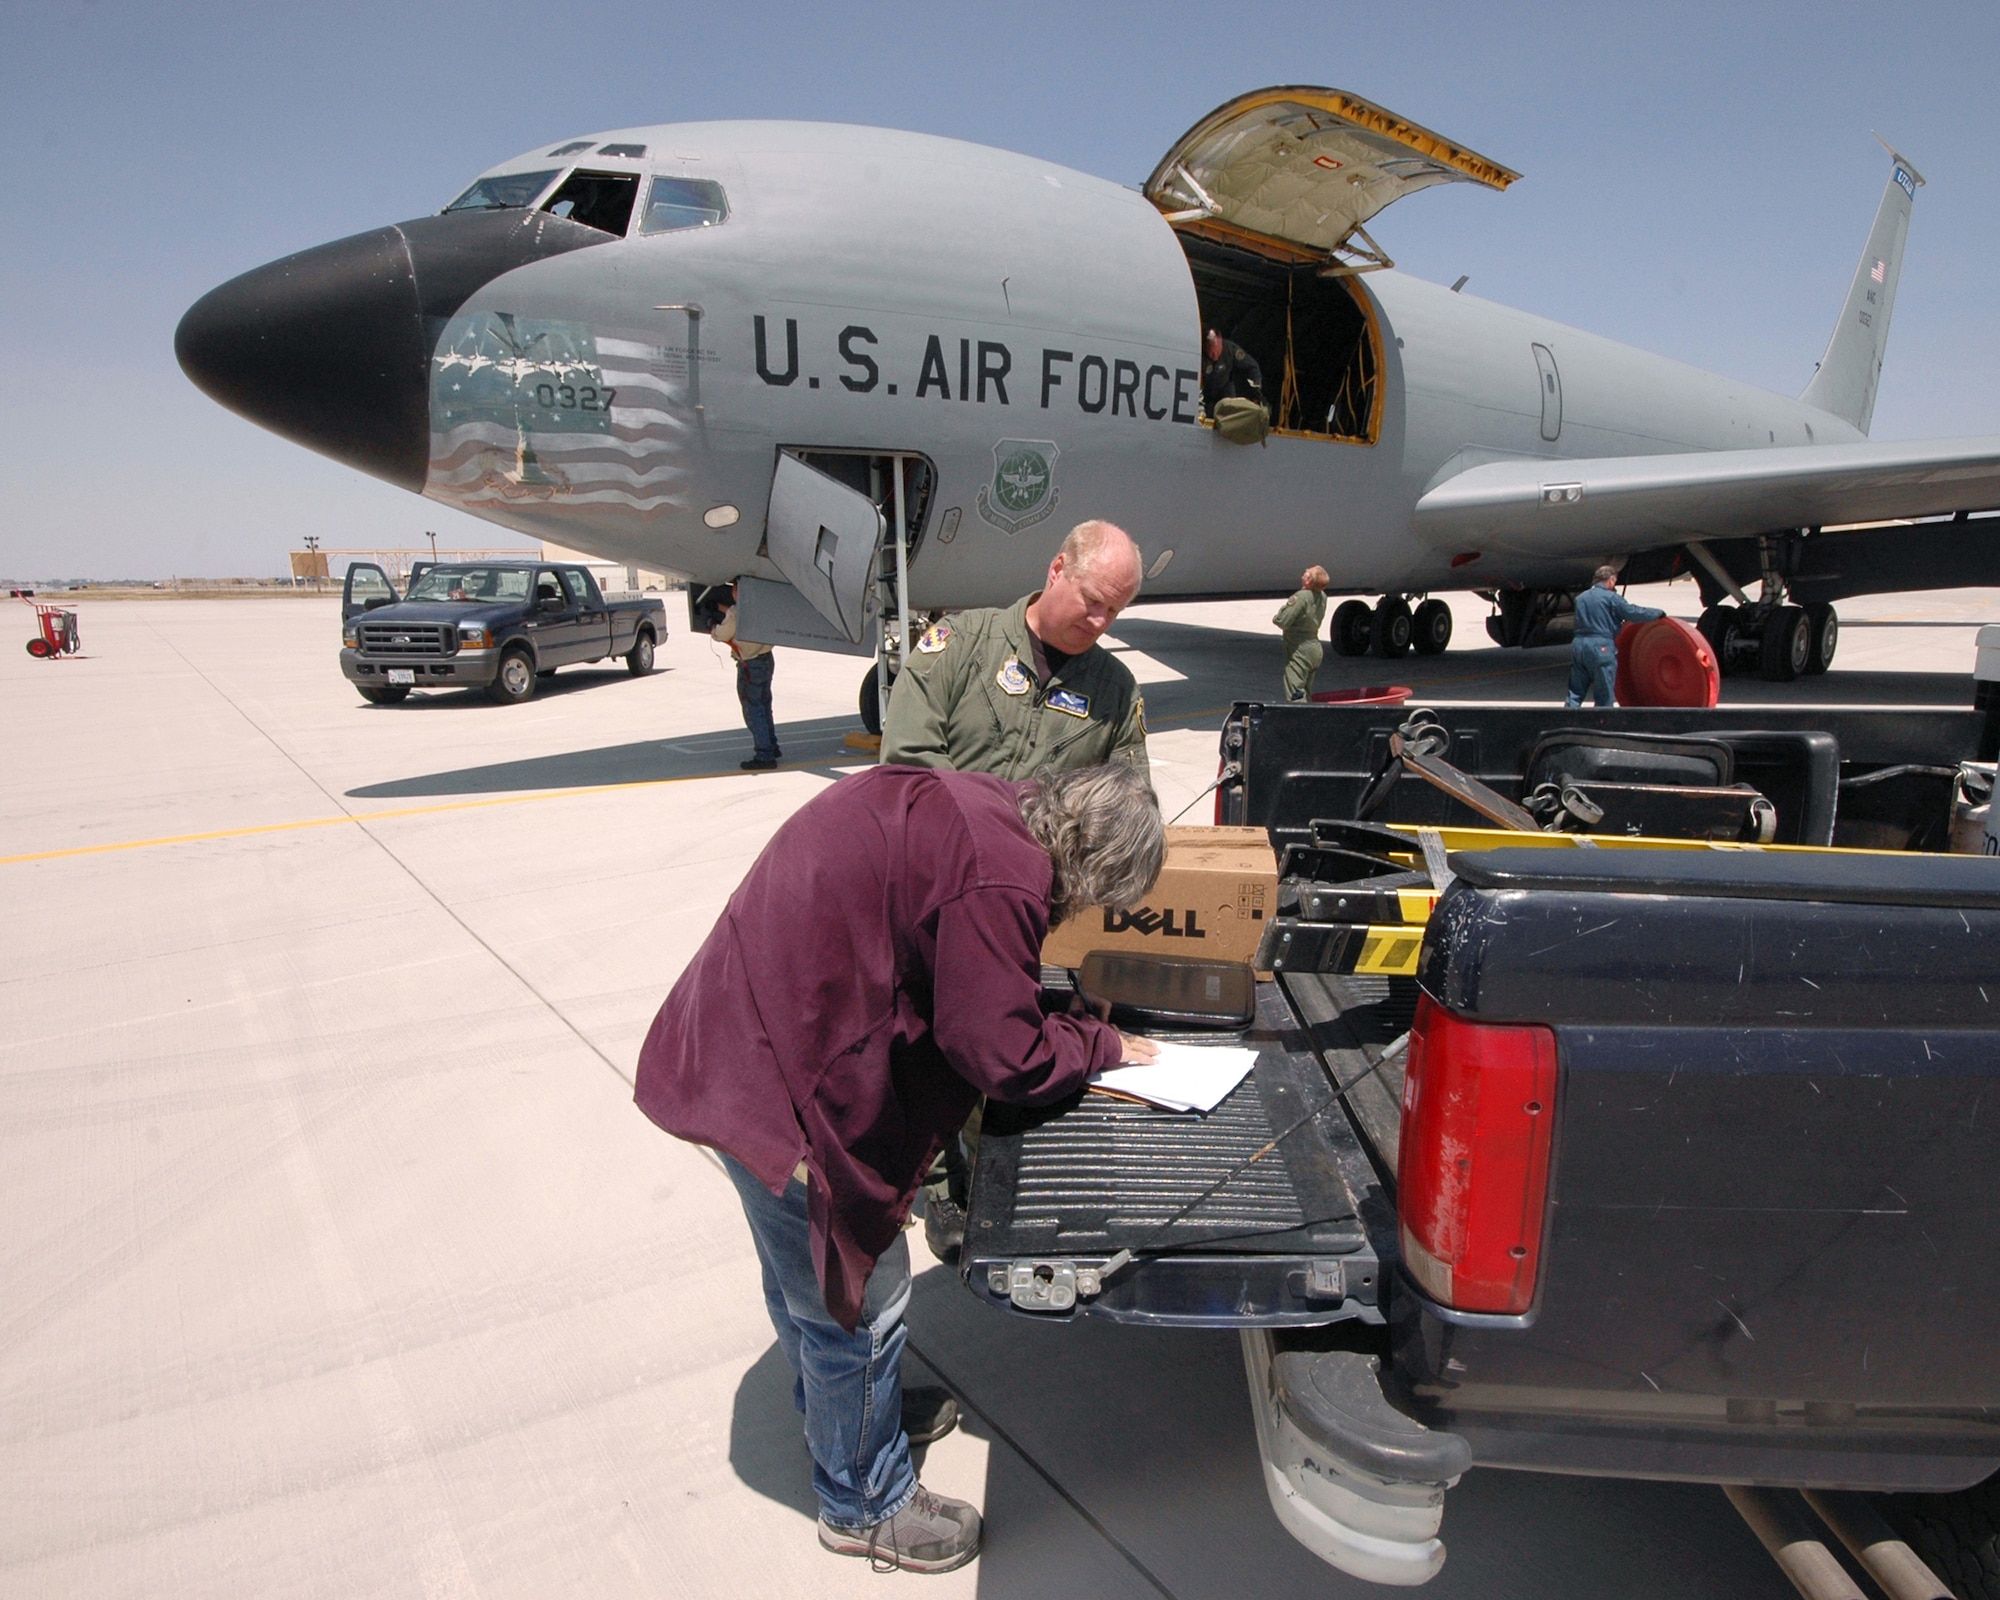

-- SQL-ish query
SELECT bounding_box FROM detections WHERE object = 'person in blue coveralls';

[1566,565,1664,707]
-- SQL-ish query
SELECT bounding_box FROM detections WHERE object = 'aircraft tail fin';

[1800,141,1923,435]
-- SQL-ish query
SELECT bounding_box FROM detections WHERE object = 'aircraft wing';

[1413,437,2000,561]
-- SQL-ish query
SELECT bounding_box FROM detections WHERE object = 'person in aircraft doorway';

[1201,327,1265,415]
[1566,565,1664,707]
[1274,566,1331,701]
[714,585,782,770]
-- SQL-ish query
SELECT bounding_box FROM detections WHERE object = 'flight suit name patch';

[996,657,1031,696]
[1046,688,1091,718]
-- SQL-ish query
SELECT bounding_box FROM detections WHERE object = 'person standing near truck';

[714,586,782,770]
[880,518,1150,1260]
[1566,565,1664,707]
[879,519,1149,780]
[634,762,1163,1574]
[1274,566,1331,701]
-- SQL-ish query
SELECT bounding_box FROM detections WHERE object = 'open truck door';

[340,562,397,622]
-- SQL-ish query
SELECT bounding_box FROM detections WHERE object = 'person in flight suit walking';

[1567,565,1664,707]
[1273,566,1331,701]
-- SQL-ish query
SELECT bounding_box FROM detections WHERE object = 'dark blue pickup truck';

[338,559,665,705]
[967,698,2000,1591]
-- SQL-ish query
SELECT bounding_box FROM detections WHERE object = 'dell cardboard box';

[1041,825,1278,970]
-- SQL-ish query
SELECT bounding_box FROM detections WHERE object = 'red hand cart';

[20,597,81,659]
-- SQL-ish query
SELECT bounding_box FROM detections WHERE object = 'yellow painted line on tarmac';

[0,764,807,867]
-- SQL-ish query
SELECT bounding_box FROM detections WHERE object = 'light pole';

[303,535,321,594]
[426,531,438,563]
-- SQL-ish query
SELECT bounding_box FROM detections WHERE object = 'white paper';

[1090,1041,1260,1114]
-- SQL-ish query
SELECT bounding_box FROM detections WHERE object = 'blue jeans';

[721,1155,916,1531]
[736,653,780,760]
[1566,637,1618,706]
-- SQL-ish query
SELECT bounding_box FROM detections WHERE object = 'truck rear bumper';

[341,647,497,687]
[1243,1332,1469,1585]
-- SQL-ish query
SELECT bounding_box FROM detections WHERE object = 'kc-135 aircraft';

[177,87,2000,700]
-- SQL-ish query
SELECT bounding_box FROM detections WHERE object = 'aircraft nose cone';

[177,225,431,490]
[176,210,617,492]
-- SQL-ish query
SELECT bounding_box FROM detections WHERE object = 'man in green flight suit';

[1273,565,1330,702]
[880,519,1150,781]
[880,518,1151,1268]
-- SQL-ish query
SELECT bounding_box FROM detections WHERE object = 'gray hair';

[1060,519,1143,599]
[1594,564,1620,585]
[1017,763,1166,928]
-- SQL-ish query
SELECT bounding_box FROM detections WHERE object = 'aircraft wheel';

[1759,605,1811,682]
[1370,597,1413,659]
[1330,600,1373,657]
[1804,603,1838,675]
[1706,605,1746,676]
[489,647,539,704]
[859,666,884,735]
[1412,599,1453,656]
[357,684,409,705]
[626,628,656,676]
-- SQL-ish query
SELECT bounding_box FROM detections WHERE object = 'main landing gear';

[1696,599,1837,681]
[1692,535,1838,681]
[1329,595,1453,660]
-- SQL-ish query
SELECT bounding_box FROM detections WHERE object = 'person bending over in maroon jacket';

[635,762,1164,1573]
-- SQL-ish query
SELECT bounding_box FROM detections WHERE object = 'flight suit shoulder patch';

[915,620,952,654]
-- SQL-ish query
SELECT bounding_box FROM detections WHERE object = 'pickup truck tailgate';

[962,981,1392,1327]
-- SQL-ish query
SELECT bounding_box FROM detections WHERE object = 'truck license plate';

[387,669,415,685]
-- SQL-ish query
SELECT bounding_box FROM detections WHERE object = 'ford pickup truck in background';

[338,559,665,705]
[967,694,2000,1594]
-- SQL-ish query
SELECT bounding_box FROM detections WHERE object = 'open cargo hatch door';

[1144,86,1518,272]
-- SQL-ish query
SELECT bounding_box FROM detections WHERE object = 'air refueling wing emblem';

[975,439,1060,535]
[915,620,952,653]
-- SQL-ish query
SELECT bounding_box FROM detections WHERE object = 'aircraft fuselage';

[181,119,1867,609]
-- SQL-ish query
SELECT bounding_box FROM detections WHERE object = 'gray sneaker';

[819,1485,982,1573]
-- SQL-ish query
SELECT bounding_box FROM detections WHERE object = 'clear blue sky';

[4,0,1997,578]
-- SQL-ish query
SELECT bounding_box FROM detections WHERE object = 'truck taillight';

[1397,994,1557,1315]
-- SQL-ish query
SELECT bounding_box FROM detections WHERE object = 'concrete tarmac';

[3,582,1990,1599]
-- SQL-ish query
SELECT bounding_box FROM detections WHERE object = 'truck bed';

[962,979,1394,1328]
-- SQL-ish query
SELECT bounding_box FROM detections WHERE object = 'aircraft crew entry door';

[764,451,885,645]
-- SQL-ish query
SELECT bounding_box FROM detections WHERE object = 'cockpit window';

[541,170,640,236]
[547,141,594,157]
[598,143,648,159]
[640,176,729,234]
[444,169,559,213]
